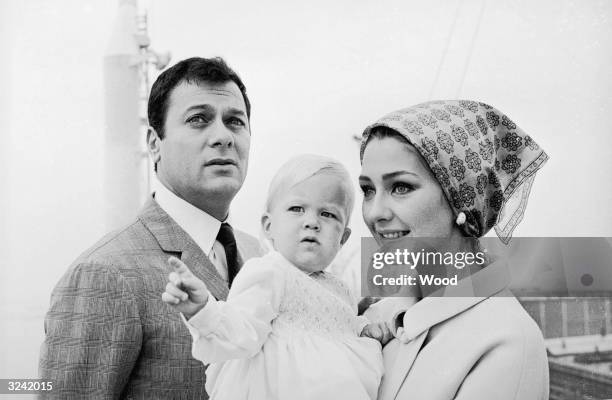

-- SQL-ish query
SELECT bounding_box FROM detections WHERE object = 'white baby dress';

[185,251,383,400]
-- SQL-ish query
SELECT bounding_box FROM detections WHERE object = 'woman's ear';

[147,127,162,166]
[340,227,351,245]
[261,213,273,240]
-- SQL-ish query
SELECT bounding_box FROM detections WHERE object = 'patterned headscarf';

[359,100,548,243]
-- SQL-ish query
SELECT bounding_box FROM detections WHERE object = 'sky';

[1,0,611,379]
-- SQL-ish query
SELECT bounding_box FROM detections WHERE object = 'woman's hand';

[360,321,395,346]
[358,296,382,315]
[161,256,210,320]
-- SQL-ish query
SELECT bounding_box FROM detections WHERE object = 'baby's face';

[263,174,351,273]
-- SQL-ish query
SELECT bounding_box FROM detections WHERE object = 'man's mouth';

[377,230,410,240]
[301,236,320,244]
[205,158,237,167]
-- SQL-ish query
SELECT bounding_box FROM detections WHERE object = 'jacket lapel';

[180,240,229,301]
[380,259,512,400]
[379,331,428,400]
[138,197,230,301]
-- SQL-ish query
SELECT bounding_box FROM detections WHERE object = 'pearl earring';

[456,212,466,226]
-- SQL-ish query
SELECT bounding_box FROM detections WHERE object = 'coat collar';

[381,259,511,400]
[138,197,230,301]
[400,258,511,341]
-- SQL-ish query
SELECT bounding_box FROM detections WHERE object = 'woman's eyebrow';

[359,171,418,183]
[382,170,418,180]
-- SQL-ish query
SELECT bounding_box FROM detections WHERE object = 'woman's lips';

[377,230,410,240]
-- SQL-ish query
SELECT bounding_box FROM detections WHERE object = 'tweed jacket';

[39,198,263,399]
[369,260,549,400]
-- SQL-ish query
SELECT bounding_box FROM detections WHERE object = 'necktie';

[216,222,239,286]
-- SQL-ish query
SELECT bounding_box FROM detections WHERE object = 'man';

[39,57,263,399]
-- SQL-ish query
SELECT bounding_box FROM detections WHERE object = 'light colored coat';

[370,261,549,400]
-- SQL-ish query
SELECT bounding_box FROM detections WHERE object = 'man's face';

[263,174,351,274]
[151,80,250,216]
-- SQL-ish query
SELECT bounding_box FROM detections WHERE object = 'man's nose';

[208,119,234,148]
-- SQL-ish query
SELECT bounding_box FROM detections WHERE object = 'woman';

[358,100,549,400]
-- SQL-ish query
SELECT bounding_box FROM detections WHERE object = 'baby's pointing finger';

[168,257,194,277]
[168,271,182,287]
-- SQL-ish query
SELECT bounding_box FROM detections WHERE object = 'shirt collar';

[154,182,224,256]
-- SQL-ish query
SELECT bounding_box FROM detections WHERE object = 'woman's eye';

[360,185,375,199]
[392,183,413,195]
[288,206,304,213]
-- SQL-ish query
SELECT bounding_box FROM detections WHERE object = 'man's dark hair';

[147,57,251,139]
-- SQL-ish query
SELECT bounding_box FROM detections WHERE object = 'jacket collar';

[400,258,511,341]
[138,197,230,301]
[138,197,185,252]
[381,259,511,400]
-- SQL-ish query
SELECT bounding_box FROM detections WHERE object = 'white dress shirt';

[154,182,229,281]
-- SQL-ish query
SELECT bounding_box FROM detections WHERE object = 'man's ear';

[340,227,351,245]
[261,213,273,240]
[147,127,162,166]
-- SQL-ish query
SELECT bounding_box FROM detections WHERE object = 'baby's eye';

[392,183,413,195]
[321,211,337,219]
[360,185,375,200]
[288,206,304,213]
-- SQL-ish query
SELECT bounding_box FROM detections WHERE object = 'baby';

[162,155,392,400]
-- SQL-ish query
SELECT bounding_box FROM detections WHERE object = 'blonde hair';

[265,154,355,225]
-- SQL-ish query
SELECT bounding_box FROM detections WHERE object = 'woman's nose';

[363,194,393,224]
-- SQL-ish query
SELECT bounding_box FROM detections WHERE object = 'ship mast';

[103,0,170,230]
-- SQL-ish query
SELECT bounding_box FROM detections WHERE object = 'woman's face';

[360,135,461,246]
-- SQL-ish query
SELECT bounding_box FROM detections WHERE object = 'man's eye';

[392,183,413,195]
[360,185,375,199]
[227,117,246,127]
[288,206,304,213]
[186,114,209,125]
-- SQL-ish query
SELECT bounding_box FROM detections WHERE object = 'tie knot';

[216,223,236,247]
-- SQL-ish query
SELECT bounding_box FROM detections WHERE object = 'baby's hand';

[360,322,394,346]
[161,256,210,320]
